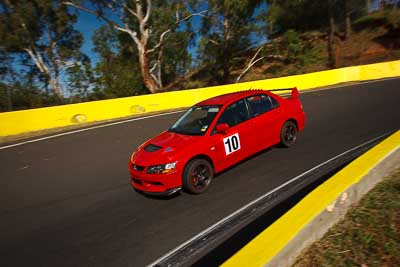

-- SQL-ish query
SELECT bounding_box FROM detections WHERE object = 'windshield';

[169,105,221,136]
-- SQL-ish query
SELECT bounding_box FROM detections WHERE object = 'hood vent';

[144,144,162,152]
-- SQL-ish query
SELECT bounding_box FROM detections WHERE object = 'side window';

[247,94,279,117]
[269,95,279,109]
[216,99,249,128]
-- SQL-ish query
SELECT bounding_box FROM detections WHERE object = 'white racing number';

[223,133,241,155]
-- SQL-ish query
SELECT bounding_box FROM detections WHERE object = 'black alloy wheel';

[183,159,213,194]
[280,121,298,148]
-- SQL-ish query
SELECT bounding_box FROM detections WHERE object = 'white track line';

[147,131,392,267]
[1,77,398,150]
[0,111,183,150]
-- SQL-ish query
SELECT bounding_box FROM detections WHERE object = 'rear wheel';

[280,121,298,148]
[182,159,213,194]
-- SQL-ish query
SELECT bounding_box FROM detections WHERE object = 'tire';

[182,159,213,194]
[280,121,298,148]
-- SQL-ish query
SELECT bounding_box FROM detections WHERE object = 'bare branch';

[265,54,285,60]
[175,9,180,23]
[176,10,207,25]
[114,24,141,48]
[146,29,171,54]
[64,1,143,49]
[24,48,47,73]
[150,72,161,87]
[209,39,220,45]
[123,3,140,21]
[236,46,264,83]
[63,2,123,29]
[249,46,263,65]
[149,61,158,73]
[143,0,152,24]
[147,10,206,54]
[135,0,144,20]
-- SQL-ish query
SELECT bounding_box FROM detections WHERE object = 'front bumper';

[132,183,182,196]
[129,162,182,195]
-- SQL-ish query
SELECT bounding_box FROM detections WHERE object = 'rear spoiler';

[268,87,299,99]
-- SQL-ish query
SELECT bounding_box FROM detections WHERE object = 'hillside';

[176,8,400,90]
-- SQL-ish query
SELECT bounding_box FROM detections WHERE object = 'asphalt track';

[0,78,399,267]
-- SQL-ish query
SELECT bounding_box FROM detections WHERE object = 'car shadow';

[133,188,182,200]
[215,145,278,178]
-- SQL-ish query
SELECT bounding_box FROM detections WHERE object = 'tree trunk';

[24,47,62,98]
[344,0,352,40]
[157,45,163,89]
[6,85,13,111]
[50,74,62,99]
[380,0,386,9]
[366,0,371,13]
[222,15,231,84]
[64,0,205,94]
[328,0,336,68]
[139,49,160,94]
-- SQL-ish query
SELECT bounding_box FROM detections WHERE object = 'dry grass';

[293,169,400,267]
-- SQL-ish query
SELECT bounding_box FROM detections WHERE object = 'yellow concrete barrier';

[0,60,399,137]
[222,130,400,267]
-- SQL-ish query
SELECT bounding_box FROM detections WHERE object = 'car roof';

[197,89,276,106]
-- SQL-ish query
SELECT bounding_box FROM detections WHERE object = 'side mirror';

[216,123,229,134]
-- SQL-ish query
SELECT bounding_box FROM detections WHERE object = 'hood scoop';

[144,144,162,152]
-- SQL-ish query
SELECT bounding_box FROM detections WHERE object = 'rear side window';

[247,94,279,117]
[269,95,279,109]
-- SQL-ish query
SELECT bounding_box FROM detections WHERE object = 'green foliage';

[0,0,85,98]
[284,30,303,63]
[354,8,400,29]
[198,0,262,83]
[0,82,60,112]
[91,26,146,98]
[263,0,367,34]
[66,57,93,102]
[263,29,322,69]
[181,80,207,90]
[145,0,197,86]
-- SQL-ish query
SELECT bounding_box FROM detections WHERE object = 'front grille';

[132,164,145,171]
[132,178,142,185]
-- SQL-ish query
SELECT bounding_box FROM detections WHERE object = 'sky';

[74,11,105,66]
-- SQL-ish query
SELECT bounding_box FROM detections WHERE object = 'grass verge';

[293,169,400,267]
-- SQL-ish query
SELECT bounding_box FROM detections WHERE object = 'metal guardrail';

[149,132,392,267]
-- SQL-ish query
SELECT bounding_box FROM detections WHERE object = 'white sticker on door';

[223,133,241,155]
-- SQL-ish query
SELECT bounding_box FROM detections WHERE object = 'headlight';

[147,162,177,174]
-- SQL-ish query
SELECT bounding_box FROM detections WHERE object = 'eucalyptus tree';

[263,0,367,67]
[66,54,93,102]
[198,0,262,84]
[0,0,84,98]
[91,25,146,98]
[65,0,203,94]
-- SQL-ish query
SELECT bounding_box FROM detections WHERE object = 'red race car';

[129,88,305,196]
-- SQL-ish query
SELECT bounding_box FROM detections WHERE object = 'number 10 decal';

[223,133,241,155]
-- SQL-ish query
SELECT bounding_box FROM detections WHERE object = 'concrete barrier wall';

[1,60,399,137]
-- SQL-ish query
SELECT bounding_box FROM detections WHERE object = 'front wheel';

[182,159,213,194]
[280,121,298,148]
